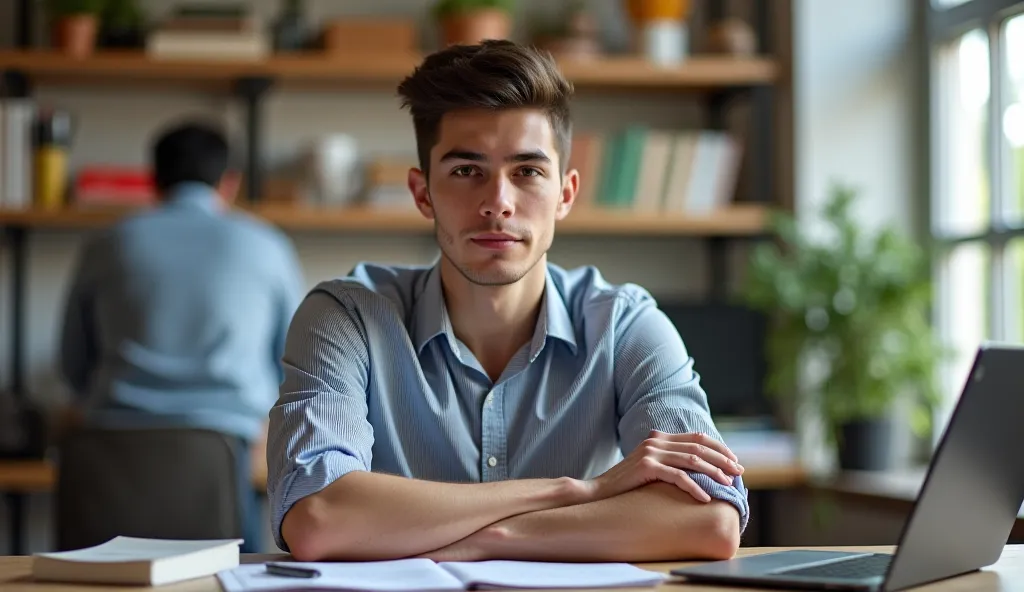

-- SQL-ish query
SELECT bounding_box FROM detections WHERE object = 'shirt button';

[485,393,494,406]
[487,456,497,467]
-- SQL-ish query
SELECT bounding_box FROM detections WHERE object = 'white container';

[638,19,687,66]
[305,134,361,205]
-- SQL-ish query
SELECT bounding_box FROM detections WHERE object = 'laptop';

[671,343,1024,591]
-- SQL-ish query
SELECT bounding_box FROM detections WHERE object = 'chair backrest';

[55,426,244,551]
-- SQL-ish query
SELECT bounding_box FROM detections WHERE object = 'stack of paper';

[217,558,668,591]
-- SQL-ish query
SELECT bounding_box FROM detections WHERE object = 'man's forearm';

[281,470,589,561]
[425,482,741,562]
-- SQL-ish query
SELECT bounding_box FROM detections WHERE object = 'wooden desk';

[0,460,804,556]
[1,546,1023,591]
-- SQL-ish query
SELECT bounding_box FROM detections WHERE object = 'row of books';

[570,128,743,214]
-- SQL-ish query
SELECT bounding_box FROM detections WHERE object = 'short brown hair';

[397,40,574,177]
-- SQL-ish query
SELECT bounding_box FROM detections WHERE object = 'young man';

[58,121,305,552]
[268,40,749,562]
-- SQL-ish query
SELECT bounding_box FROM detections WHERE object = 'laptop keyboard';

[776,553,892,580]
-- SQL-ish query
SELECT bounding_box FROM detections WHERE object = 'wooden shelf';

[0,203,771,236]
[0,50,778,91]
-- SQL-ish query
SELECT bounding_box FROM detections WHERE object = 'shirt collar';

[412,264,578,358]
[162,182,221,212]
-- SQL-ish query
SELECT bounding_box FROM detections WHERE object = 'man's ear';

[409,168,434,220]
[555,168,579,221]
[216,170,242,204]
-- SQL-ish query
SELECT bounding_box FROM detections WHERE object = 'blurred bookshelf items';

[271,0,311,52]
[146,3,269,61]
[46,0,104,59]
[362,157,419,211]
[569,127,743,214]
[322,18,419,56]
[73,167,155,207]
[532,1,603,61]
[625,0,692,65]
[0,97,36,210]
[434,0,514,47]
[99,0,146,49]
[706,17,758,56]
[302,134,362,206]
[33,107,74,211]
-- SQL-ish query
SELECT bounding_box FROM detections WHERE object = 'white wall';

[790,0,924,471]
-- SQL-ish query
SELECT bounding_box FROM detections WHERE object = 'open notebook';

[218,558,668,591]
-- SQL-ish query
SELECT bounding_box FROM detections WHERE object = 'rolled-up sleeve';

[613,294,750,533]
[267,289,374,551]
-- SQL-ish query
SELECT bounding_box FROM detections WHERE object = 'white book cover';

[33,536,243,586]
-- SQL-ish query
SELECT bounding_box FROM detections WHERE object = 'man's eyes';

[449,165,544,178]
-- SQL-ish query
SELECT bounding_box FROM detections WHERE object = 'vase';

[837,418,895,471]
[441,9,511,47]
[53,15,99,59]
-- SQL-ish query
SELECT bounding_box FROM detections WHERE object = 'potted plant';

[433,0,514,47]
[742,183,947,471]
[46,0,105,58]
[99,0,145,49]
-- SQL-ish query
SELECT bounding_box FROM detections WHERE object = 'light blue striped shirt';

[268,262,749,551]
[58,182,304,443]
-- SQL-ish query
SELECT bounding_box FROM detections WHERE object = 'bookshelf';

[0,203,771,236]
[0,50,778,91]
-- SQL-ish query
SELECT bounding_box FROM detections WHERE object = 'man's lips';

[470,233,522,249]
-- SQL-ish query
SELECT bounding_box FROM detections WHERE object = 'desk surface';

[1,547,1023,591]
[0,460,806,494]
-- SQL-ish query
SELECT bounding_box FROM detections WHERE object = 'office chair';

[54,426,247,551]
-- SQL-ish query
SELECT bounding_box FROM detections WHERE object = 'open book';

[218,558,667,591]
[32,536,242,586]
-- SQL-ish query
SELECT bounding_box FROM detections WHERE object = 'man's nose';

[479,176,514,219]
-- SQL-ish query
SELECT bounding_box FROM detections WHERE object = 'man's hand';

[588,430,743,503]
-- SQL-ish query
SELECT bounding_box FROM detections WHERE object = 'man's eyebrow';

[508,150,550,163]
[439,150,486,162]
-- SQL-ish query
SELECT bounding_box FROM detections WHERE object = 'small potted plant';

[99,0,145,49]
[742,183,948,471]
[47,0,105,58]
[433,0,514,47]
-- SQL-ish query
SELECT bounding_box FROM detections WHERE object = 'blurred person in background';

[57,121,305,553]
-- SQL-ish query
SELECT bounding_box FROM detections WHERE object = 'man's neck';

[440,258,547,383]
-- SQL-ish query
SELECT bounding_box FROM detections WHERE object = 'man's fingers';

[657,451,734,486]
[644,432,742,469]
[657,465,711,502]
[664,441,743,475]
[651,430,739,463]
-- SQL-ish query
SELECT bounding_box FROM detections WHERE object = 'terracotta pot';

[440,9,511,47]
[53,15,98,59]
[625,0,690,23]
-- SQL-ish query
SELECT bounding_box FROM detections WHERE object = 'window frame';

[927,0,1024,425]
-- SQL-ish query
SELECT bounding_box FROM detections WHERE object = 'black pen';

[266,562,321,578]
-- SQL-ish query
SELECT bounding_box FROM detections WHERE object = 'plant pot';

[837,418,895,471]
[53,15,99,59]
[440,9,511,47]
[100,25,144,49]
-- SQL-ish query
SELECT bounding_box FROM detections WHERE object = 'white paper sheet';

[440,560,668,589]
[217,559,465,592]
[217,559,667,592]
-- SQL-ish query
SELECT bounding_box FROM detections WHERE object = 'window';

[929,0,1024,427]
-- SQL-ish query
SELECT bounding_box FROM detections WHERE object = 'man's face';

[409,108,577,286]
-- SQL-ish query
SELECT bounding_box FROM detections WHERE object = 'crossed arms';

[269,289,749,563]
